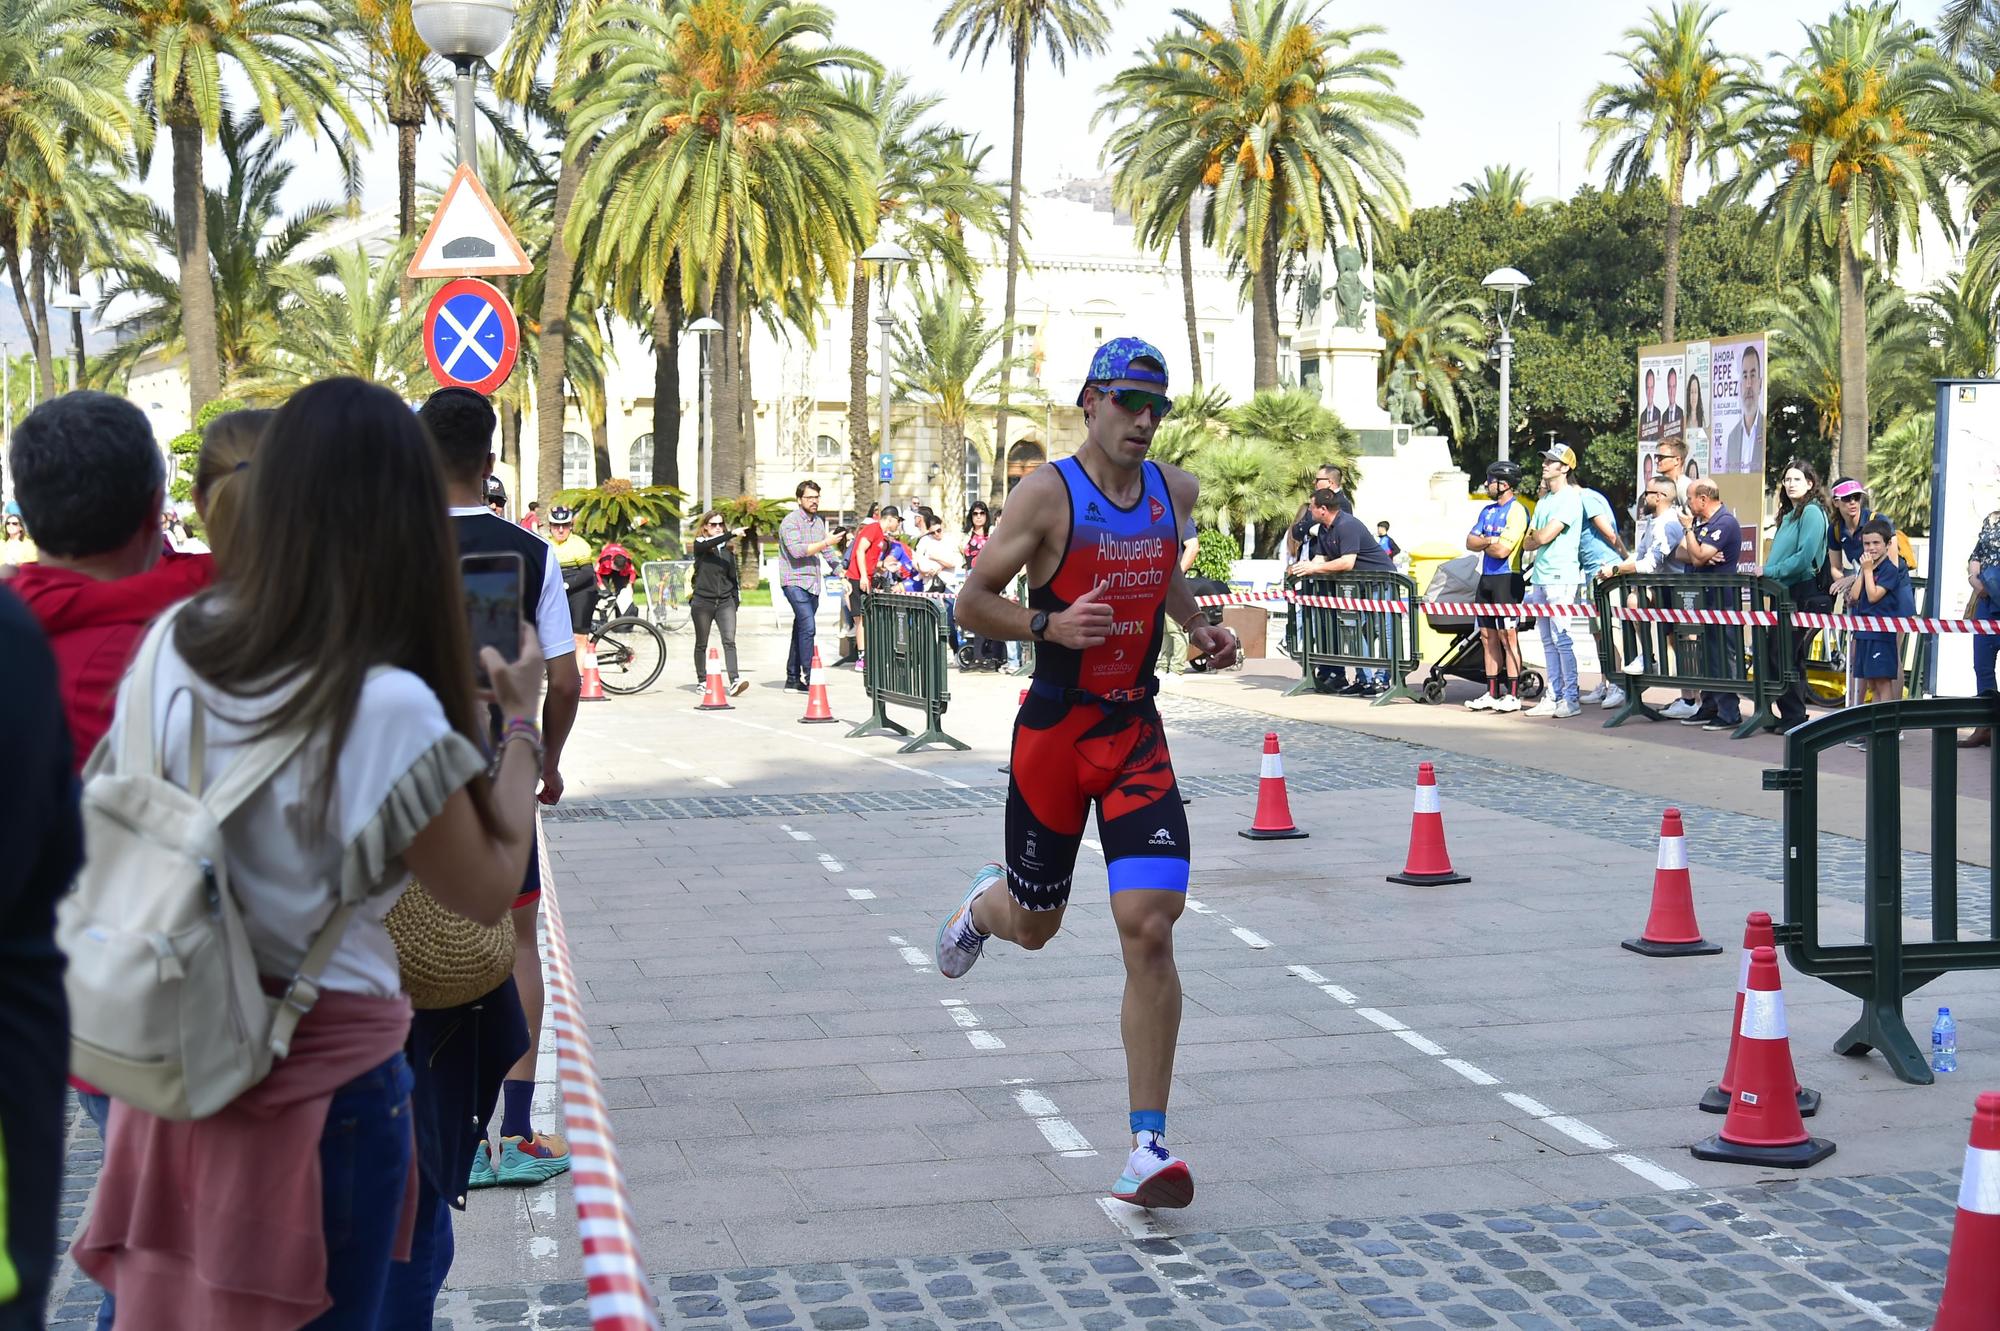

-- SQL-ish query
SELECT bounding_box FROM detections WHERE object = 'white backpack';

[59,611,359,1120]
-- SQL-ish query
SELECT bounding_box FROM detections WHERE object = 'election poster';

[1708,336,1767,478]
[1682,341,1711,473]
[1636,334,1767,567]
[1636,353,1676,450]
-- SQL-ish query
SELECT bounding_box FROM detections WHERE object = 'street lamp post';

[1481,266,1532,462]
[410,0,515,172]
[49,288,88,391]
[687,316,723,512]
[860,239,911,504]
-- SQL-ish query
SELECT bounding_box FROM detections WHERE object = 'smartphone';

[461,551,525,686]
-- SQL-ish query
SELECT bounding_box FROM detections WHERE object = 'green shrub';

[165,397,246,508]
[1190,527,1239,582]
[552,478,686,564]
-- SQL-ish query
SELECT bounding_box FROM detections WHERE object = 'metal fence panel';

[1596,572,1789,738]
[1284,572,1421,705]
[847,592,969,753]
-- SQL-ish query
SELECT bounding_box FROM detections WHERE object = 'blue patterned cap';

[1077,337,1169,406]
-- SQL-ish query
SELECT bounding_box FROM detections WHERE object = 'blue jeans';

[79,1092,115,1331]
[782,585,818,682]
[378,1173,453,1330]
[1977,596,2000,696]
[1527,582,1580,704]
[302,1052,417,1331]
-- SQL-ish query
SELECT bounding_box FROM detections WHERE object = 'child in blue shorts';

[1852,517,1914,708]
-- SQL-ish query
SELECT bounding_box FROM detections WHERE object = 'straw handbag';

[385,879,515,1009]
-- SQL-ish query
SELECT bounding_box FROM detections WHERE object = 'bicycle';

[586,576,667,695]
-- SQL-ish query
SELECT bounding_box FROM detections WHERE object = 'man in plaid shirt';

[777,480,844,691]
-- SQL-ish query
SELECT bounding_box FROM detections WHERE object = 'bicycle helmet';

[1484,460,1524,487]
[484,475,507,503]
[546,504,576,525]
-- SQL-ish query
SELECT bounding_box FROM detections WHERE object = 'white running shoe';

[1661,698,1699,720]
[935,864,1001,979]
[1109,1135,1194,1210]
[1579,683,1608,705]
[1491,694,1521,713]
[1523,698,1561,718]
[1553,700,1582,718]
[1464,693,1496,712]
[1600,685,1626,709]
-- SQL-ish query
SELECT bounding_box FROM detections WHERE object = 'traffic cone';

[1239,732,1309,840]
[1622,809,1723,957]
[1386,762,1467,884]
[1700,911,1820,1117]
[1933,1092,2000,1331]
[696,644,732,710]
[575,633,606,703]
[1690,946,1836,1168]
[799,647,836,723]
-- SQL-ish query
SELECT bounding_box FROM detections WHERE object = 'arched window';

[1006,440,1045,492]
[628,433,654,481]
[815,433,843,462]
[561,431,592,490]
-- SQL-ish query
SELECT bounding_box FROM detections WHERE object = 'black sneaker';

[1703,716,1741,732]
[1678,710,1718,727]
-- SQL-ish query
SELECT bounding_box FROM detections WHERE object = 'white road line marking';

[939,999,1006,1050]
[1609,1153,1695,1191]
[1286,965,1328,983]
[1441,1058,1501,1085]
[1393,1029,1448,1057]
[1011,1088,1062,1117]
[1500,1092,1560,1119]
[1713,1202,1907,1325]
[887,935,931,972]
[719,715,971,789]
[816,852,844,873]
[846,888,876,900]
[1009,1087,1096,1158]
[1230,927,1272,949]
[1082,837,1103,854]
[1318,983,1360,1005]
[660,756,693,771]
[1542,1115,1620,1153]
[1185,899,1215,914]
[779,824,815,841]
[1356,1008,1408,1032]
[702,775,732,789]
[1097,1197,1166,1239]
[966,1030,1008,1050]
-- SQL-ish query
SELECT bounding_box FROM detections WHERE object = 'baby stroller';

[1415,554,1545,705]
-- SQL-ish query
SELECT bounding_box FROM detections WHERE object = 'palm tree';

[1582,1,1753,345]
[1372,261,1485,441]
[1921,269,2000,380]
[112,0,362,416]
[97,109,340,389]
[1145,383,1232,469]
[567,0,878,500]
[0,0,138,393]
[1734,3,1976,483]
[238,240,424,395]
[846,72,1005,512]
[356,0,445,248]
[1865,410,1932,530]
[935,0,1113,503]
[892,280,1025,522]
[1456,165,1532,212]
[1105,0,1418,390]
[1227,387,1354,493]
[1757,271,1931,447]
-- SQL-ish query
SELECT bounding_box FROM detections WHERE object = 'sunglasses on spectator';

[1094,386,1174,419]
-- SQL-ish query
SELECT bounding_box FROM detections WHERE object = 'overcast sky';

[59,0,1953,352]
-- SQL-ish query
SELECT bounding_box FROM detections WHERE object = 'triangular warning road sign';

[407,164,532,280]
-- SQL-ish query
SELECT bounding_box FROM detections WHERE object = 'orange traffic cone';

[1239,733,1308,840]
[1622,809,1722,957]
[575,633,606,703]
[696,644,732,710]
[1934,1091,2000,1331]
[1701,911,1820,1117]
[1691,946,1835,1168]
[799,647,836,723]
[1386,762,1467,884]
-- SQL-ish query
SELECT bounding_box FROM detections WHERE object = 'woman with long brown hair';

[1763,457,1833,731]
[690,507,749,693]
[76,378,548,1329]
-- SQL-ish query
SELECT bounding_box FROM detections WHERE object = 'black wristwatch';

[1029,610,1051,641]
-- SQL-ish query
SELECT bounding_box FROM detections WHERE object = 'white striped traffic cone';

[575,633,606,703]
[1690,946,1835,1169]
[1700,911,1819,1116]
[1386,762,1468,885]
[1239,732,1308,840]
[1623,808,1721,956]
[1935,1091,2000,1330]
[696,644,732,710]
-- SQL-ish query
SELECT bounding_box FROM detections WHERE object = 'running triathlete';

[938,337,1237,1210]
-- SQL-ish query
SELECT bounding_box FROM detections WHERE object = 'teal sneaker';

[468,1139,499,1190]
[936,864,1002,979]
[495,1132,572,1186]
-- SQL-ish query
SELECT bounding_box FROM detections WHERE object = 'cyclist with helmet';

[1465,460,1528,713]
[547,504,596,632]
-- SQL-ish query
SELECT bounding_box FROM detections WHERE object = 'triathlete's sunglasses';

[1093,385,1174,420]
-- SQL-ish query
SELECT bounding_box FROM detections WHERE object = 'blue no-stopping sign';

[423,277,519,394]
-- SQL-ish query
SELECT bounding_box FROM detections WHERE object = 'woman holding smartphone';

[690,508,750,695]
[75,377,548,1329]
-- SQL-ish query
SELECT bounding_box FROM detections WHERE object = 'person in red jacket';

[6,390,223,1331]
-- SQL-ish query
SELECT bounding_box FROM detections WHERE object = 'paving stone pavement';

[42,665,1993,1330]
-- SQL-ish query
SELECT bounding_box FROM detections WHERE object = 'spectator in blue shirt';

[1517,443,1587,717]
[1677,479,1745,731]
[1850,518,1914,728]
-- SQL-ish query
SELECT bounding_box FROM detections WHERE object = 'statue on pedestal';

[1332,245,1369,332]
[1384,362,1424,427]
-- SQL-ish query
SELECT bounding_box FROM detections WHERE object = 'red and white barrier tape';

[537,819,662,1330]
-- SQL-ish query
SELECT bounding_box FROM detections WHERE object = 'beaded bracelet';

[493,716,544,772]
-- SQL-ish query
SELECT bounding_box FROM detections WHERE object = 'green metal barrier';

[1766,697,2000,1084]
[1284,572,1420,705]
[1597,573,1790,739]
[848,592,969,753]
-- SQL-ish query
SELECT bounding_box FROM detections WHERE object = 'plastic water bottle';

[1933,1007,1959,1074]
